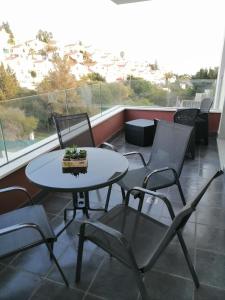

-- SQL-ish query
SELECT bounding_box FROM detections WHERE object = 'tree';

[81,72,105,83]
[0,64,20,101]
[0,22,15,45]
[38,48,47,58]
[45,43,58,54]
[36,30,53,43]
[81,51,96,68]
[192,67,218,80]
[0,107,37,140]
[16,87,37,97]
[30,70,37,78]
[29,48,36,59]
[149,60,158,71]
[164,72,174,86]
[191,67,218,93]
[92,81,130,110]
[120,51,125,59]
[169,80,195,101]
[37,55,78,93]
[125,76,167,106]
[177,74,191,81]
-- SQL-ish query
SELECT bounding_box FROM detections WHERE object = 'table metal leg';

[64,186,112,221]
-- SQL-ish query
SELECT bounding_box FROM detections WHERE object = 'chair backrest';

[200,98,213,114]
[174,108,199,126]
[53,113,95,149]
[171,170,222,230]
[145,170,223,270]
[148,120,193,176]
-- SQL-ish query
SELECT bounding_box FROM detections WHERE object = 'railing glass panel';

[0,78,217,167]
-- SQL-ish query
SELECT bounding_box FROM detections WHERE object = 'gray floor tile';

[195,284,225,300]
[144,270,194,300]
[199,191,225,208]
[0,266,41,300]
[11,241,67,276]
[41,194,71,215]
[88,258,139,300]
[154,243,195,279]
[47,241,105,292]
[196,224,225,253]
[196,249,225,289]
[196,206,225,229]
[84,294,106,300]
[30,279,84,300]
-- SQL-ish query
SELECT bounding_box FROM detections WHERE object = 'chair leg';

[45,242,69,286]
[76,227,85,283]
[138,193,145,212]
[132,269,149,300]
[121,187,126,202]
[177,231,200,288]
[49,241,54,259]
[64,192,78,221]
[104,185,112,212]
[176,180,186,205]
[84,192,90,219]
[64,209,67,222]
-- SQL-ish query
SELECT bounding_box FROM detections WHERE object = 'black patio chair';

[75,170,223,300]
[174,108,199,159]
[195,97,213,145]
[118,120,193,207]
[0,186,68,286]
[53,113,116,219]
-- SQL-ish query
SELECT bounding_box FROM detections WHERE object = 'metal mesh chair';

[0,186,68,286]
[53,113,116,219]
[174,108,199,159]
[195,97,213,145]
[118,120,193,207]
[76,170,223,300]
[53,113,96,148]
[199,97,213,114]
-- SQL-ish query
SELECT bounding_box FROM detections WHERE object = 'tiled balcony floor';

[1,134,225,300]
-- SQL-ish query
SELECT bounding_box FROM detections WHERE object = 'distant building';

[0,34,168,88]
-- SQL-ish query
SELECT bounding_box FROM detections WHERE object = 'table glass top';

[25,148,129,192]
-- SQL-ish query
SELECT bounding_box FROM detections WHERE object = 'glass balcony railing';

[0,79,217,167]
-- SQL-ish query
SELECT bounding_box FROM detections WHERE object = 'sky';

[1,0,225,74]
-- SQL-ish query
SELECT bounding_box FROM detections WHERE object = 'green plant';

[79,149,87,158]
[64,146,87,160]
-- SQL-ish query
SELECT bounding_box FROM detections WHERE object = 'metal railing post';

[0,120,9,163]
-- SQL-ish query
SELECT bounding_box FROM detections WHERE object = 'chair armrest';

[143,167,178,188]
[0,222,47,241]
[123,152,147,166]
[100,142,118,152]
[0,186,33,204]
[79,220,128,245]
[125,186,176,220]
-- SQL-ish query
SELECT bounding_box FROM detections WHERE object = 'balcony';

[0,79,219,170]
[0,81,224,299]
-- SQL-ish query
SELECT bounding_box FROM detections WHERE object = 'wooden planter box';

[62,158,88,169]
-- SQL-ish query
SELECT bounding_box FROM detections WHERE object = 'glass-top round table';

[26,148,128,193]
[26,148,128,219]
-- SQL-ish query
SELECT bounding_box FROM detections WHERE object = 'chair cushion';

[0,205,55,258]
[118,167,176,197]
[85,204,168,269]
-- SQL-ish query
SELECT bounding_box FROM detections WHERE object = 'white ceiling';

[110,0,151,4]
